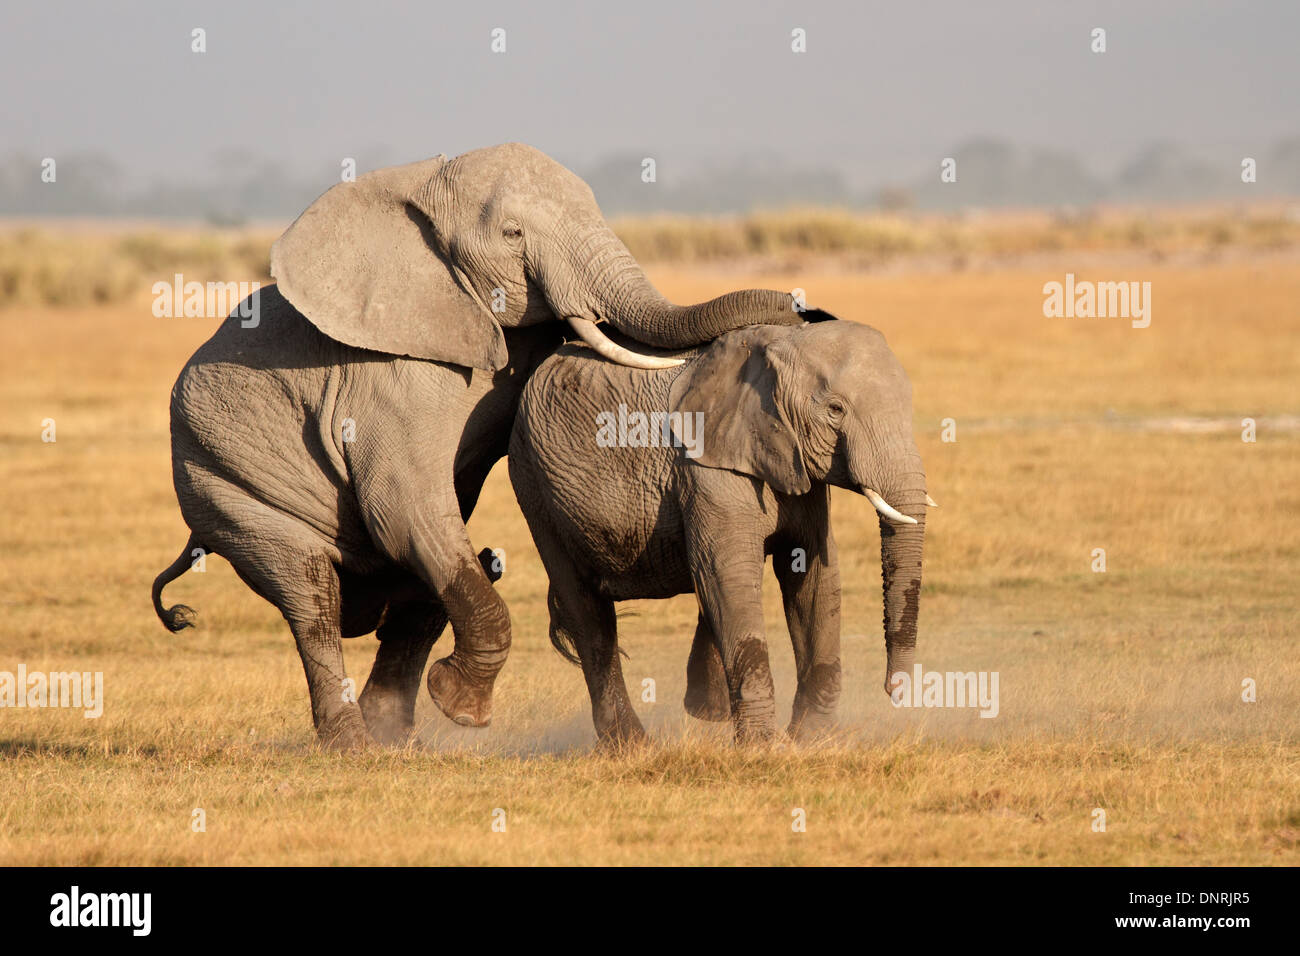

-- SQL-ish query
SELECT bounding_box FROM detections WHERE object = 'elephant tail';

[152,535,200,632]
[548,627,580,665]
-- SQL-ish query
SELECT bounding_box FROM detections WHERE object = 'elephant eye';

[827,398,845,415]
[503,224,523,239]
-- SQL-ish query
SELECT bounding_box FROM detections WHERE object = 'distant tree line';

[4,138,1299,222]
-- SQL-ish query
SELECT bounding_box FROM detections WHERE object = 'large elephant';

[508,319,930,743]
[151,143,805,748]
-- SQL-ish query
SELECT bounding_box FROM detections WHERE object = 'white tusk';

[925,494,939,508]
[864,488,919,524]
[566,316,684,370]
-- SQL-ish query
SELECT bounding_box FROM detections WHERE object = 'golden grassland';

[612,202,1300,265]
[3,201,1299,307]
[0,247,1298,864]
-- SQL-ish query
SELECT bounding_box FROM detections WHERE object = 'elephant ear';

[667,328,810,496]
[270,156,508,370]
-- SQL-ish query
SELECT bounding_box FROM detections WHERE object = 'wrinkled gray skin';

[509,320,927,744]
[151,143,805,749]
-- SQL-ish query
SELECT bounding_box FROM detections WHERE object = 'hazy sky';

[3,0,1296,186]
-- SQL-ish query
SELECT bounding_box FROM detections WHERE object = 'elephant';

[507,318,930,744]
[151,143,808,749]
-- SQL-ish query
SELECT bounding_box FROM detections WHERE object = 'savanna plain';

[1,212,1297,864]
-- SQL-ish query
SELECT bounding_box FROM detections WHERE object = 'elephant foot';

[731,703,778,746]
[316,709,372,751]
[733,725,778,747]
[596,730,649,754]
[426,656,493,727]
[684,636,730,722]
[787,709,837,743]
[788,682,840,741]
[684,683,731,722]
[358,690,414,747]
[594,707,648,750]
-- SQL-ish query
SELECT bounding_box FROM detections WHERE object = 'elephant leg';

[417,517,510,729]
[196,494,369,749]
[359,550,503,744]
[532,532,643,743]
[387,442,509,733]
[284,553,370,749]
[683,611,730,722]
[352,461,509,729]
[686,523,776,744]
[409,448,513,728]
[774,525,843,740]
[252,560,368,749]
[551,583,644,745]
[360,600,447,745]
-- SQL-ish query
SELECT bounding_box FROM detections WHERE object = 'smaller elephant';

[508,317,930,744]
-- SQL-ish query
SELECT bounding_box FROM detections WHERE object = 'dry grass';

[3,202,1299,308]
[613,204,1300,264]
[0,227,273,308]
[0,250,1298,865]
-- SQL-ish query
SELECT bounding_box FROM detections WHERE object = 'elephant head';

[270,143,804,371]
[668,320,928,697]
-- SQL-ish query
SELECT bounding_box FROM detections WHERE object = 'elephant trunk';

[881,514,925,697]
[857,451,926,697]
[544,220,803,349]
